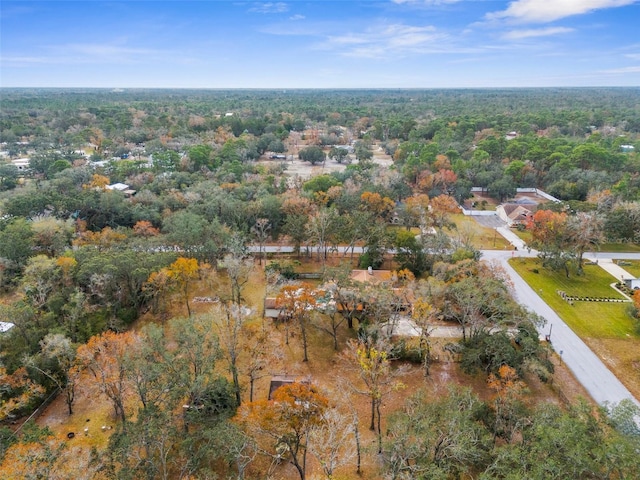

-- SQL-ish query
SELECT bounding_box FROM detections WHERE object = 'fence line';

[14,387,61,435]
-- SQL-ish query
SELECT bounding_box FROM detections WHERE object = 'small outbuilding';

[268,375,310,400]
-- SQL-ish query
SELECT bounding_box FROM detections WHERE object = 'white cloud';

[625,53,640,60]
[249,2,288,14]
[60,43,156,57]
[1,56,54,66]
[289,14,305,21]
[601,65,640,73]
[318,23,474,58]
[503,26,574,40]
[487,0,637,23]
[0,5,35,20]
[3,43,167,67]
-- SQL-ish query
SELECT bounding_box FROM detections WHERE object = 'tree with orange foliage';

[72,226,128,250]
[132,220,159,237]
[0,423,106,479]
[236,382,329,480]
[416,170,436,193]
[433,154,452,171]
[276,283,318,362]
[526,209,572,276]
[77,330,137,424]
[0,367,45,422]
[56,256,77,287]
[526,209,568,250]
[83,173,110,190]
[360,191,395,221]
[429,194,459,230]
[433,168,458,195]
[144,269,172,318]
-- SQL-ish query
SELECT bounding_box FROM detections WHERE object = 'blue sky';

[1,0,639,88]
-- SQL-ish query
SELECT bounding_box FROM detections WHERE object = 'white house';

[106,183,136,197]
[0,322,15,334]
[624,278,640,290]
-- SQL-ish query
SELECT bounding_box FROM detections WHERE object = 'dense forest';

[0,88,639,479]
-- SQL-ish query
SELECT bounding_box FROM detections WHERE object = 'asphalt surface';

[482,249,640,409]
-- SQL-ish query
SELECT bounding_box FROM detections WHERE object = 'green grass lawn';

[599,243,640,253]
[511,228,533,244]
[615,259,640,278]
[450,214,512,250]
[509,258,637,339]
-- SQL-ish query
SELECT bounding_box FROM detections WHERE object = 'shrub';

[391,338,423,364]
[266,260,299,280]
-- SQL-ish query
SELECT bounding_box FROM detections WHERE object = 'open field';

[450,214,512,250]
[255,144,394,180]
[509,257,640,400]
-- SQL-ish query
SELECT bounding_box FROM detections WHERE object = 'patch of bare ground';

[539,355,596,406]
[255,144,393,181]
[36,368,117,451]
[463,193,500,210]
[584,337,640,401]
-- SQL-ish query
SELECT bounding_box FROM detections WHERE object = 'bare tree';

[243,325,277,403]
[313,304,347,351]
[307,208,339,267]
[308,408,357,479]
[224,253,254,306]
[211,302,252,406]
[251,218,271,266]
[276,283,318,362]
[341,338,408,454]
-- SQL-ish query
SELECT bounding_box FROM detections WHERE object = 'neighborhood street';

[482,249,640,409]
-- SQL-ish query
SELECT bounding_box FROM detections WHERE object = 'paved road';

[482,250,640,409]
